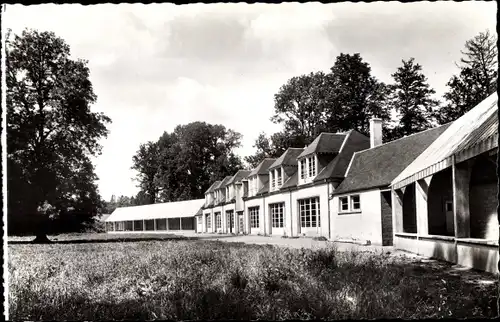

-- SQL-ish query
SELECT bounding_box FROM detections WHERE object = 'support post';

[392,189,404,233]
[179,217,182,231]
[452,157,471,239]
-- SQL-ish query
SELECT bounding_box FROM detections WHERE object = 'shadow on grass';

[7,233,244,245]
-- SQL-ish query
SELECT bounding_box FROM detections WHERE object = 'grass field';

[8,237,498,320]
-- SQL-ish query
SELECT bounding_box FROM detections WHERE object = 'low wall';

[395,233,499,274]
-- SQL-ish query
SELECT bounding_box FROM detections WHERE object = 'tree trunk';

[32,233,52,244]
[32,212,52,244]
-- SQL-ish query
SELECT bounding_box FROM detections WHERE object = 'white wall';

[330,188,383,245]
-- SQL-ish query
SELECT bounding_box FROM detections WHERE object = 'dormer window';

[276,168,282,186]
[299,155,318,184]
[300,159,306,179]
[270,171,275,190]
[308,156,316,177]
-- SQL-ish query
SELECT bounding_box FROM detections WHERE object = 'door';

[227,211,234,234]
[196,216,202,233]
[445,200,454,235]
[238,213,244,234]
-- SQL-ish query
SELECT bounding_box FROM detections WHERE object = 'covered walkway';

[104,199,204,233]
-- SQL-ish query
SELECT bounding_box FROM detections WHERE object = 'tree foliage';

[386,58,440,141]
[247,53,390,165]
[132,122,243,202]
[437,30,498,124]
[324,53,391,135]
[271,72,329,146]
[6,29,111,238]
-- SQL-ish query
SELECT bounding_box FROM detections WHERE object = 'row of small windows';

[247,197,321,229]
[106,218,194,231]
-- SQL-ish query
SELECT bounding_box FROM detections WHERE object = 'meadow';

[8,238,498,320]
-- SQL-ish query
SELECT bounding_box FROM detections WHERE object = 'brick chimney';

[369,118,383,148]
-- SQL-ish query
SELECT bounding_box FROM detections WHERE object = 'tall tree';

[270,71,329,144]
[437,30,498,124]
[131,141,160,204]
[6,29,111,241]
[325,53,391,135]
[134,122,243,202]
[386,58,440,141]
[244,133,273,168]
[244,131,305,168]
[246,53,389,167]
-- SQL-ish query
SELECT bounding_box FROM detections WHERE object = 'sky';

[4,2,497,201]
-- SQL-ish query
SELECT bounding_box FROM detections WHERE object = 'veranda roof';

[105,199,205,222]
[391,92,498,190]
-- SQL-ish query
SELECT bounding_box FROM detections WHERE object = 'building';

[104,199,204,233]
[236,130,371,238]
[391,92,498,273]
[330,121,451,245]
[242,158,277,235]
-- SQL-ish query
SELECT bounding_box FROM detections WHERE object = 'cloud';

[4,2,496,199]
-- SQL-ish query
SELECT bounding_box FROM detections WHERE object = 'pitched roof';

[392,92,498,189]
[105,199,205,222]
[206,180,221,193]
[248,158,277,176]
[315,130,370,182]
[212,180,224,190]
[256,177,270,195]
[334,123,452,195]
[98,214,111,222]
[226,170,252,185]
[298,133,347,158]
[281,171,298,189]
[218,176,233,189]
[269,148,304,170]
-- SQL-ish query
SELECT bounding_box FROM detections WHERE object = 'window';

[145,219,155,231]
[300,160,306,179]
[299,197,320,228]
[270,171,275,190]
[215,212,222,229]
[155,218,167,230]
[249,207,260,228]
[227,210,235,228]
[340,197,349,212]
[308,156,316,177]
[351,195,360,210]
[270,203,285,228]
[277,168,282,186]
[125,221,133,231]
[206,214,211,228]
[445,201,453,212]
[339,194,361,213]
[300,156,317,181]
[116,222,125,231]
